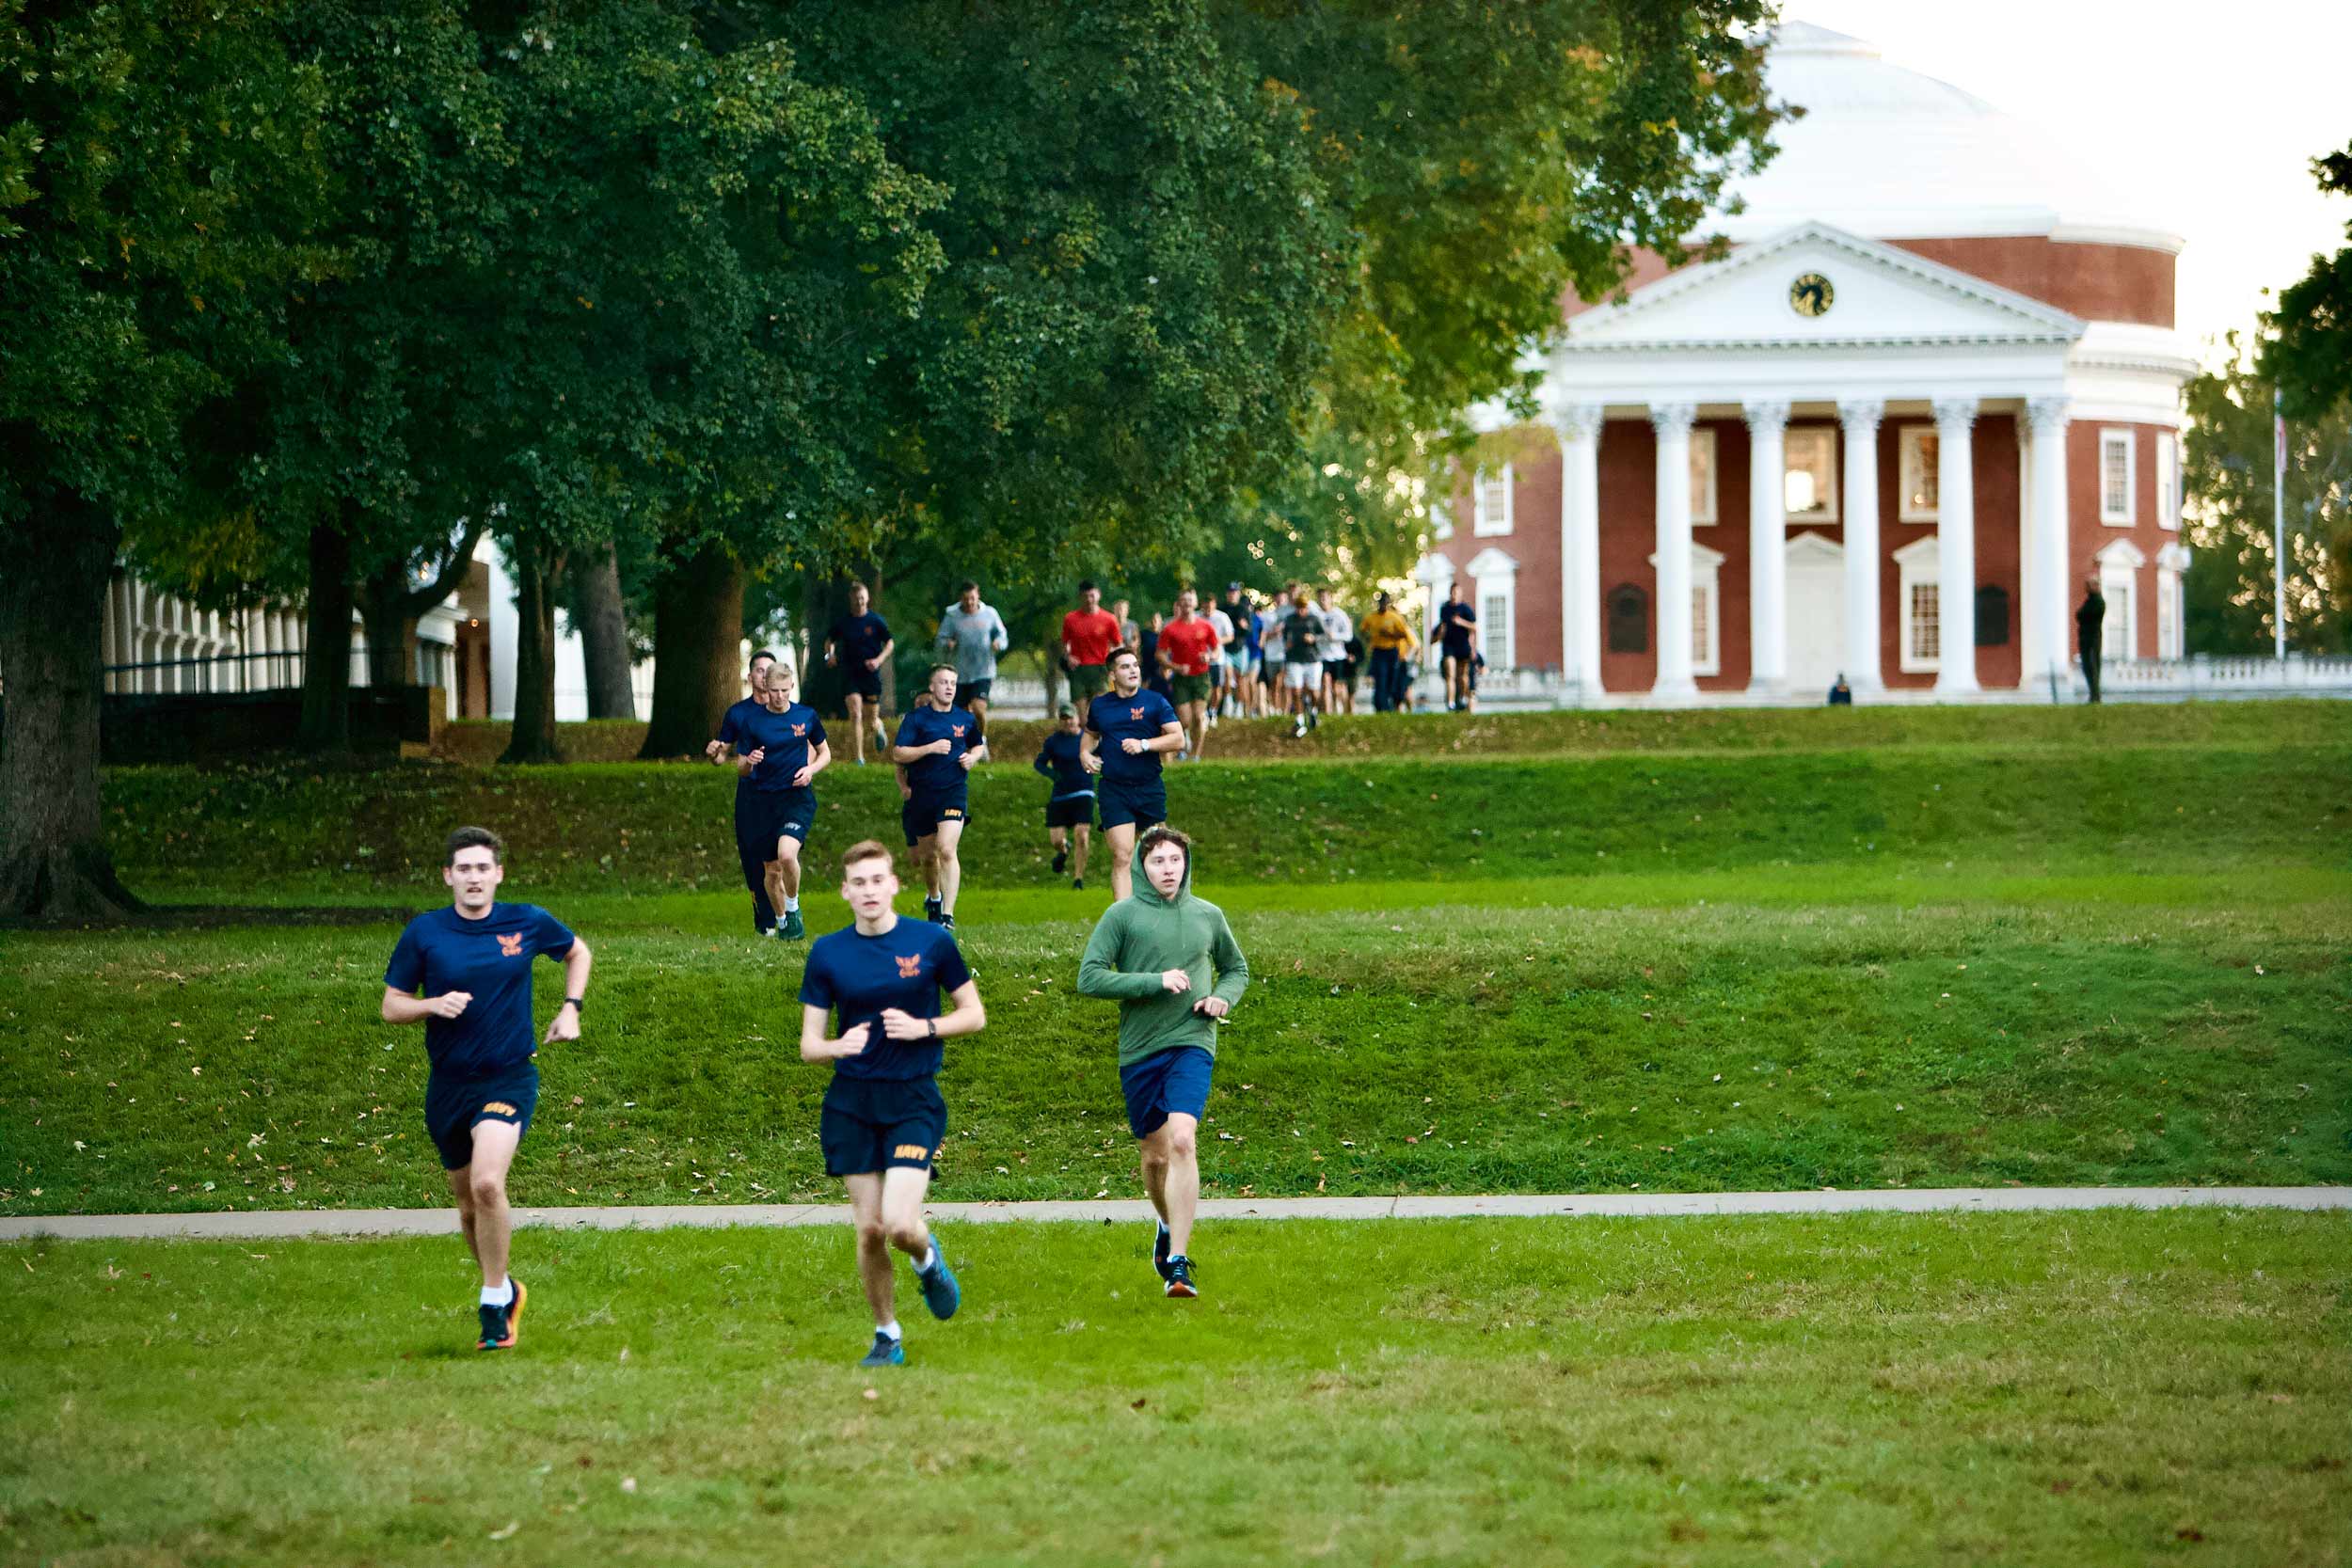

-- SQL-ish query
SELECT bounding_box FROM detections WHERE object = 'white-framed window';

[1466,546,1518,669]
[2099,429,2135,526]
[2094,539,2145,661]
[2156,432,2180,531]
[1784,426,1838,524]
[1690,429,1719,527]
[1647,543,1724,676]
[1893,536,1943,673]
[1899,426,1940,522]
[1473,466,1514,536]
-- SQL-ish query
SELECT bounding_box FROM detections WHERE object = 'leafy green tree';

[0,0,335,918]
[2183,330,2352,654]
[2265,144,2352,420]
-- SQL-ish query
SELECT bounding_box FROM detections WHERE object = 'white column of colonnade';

[1931,397,1979,695]
[2026,396,2073,687]
[1744,401,1790,694]
[1649,403,1698,700]
[1837,399,1883,693]
[1551,403,1604,697]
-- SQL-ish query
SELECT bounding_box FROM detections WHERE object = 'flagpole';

[2274,387,2288,661]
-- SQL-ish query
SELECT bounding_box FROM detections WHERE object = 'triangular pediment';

[1564,222,2084,353]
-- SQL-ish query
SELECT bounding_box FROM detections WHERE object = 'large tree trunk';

[296,517,356,752]
[0,499,143,919]
[356,561,410,689]
[570,542,635,720]
[499,543,564,765]
[637,541,742,758]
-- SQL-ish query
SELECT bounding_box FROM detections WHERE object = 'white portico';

[1541,219,2084,701]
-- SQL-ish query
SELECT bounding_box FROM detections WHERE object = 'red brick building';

[1422,23,2193,704]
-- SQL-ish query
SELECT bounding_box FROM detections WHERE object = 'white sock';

[912,1246,935,1274]
[480,1279,513,1307]
[784,895,800,912]
[877,1320,902,1341]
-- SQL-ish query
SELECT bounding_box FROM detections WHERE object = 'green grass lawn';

[5,895,2345,1216]
[3,1209,2345,1567]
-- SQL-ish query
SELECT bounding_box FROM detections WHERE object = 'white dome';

[1712,22,2182,253]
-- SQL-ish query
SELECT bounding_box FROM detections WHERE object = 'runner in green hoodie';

[1076,823,1248,1298]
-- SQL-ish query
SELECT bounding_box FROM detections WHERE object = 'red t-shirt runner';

[1062,608,1124,668]
[1158,616,1218,677]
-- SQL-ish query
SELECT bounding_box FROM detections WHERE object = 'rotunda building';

[1422,21,2195,703]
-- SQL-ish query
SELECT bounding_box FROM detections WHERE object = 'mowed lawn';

[3,1210,2346,1567]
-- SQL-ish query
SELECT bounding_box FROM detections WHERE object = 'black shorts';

[1045,794,1095,830]
[820,1075,947,1177]
[961,677,993,704]
[738,787,814,862]
[424,1062,538,1171]
[902,787,969,845]
[842,665,882,700]
[1098,776,1167,832]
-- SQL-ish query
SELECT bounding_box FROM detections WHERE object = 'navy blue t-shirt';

[896,704,981,794]
[1033,730,1091,800]
[829,612,891,666]
[384,903,576,1079]
[735,702,827,792]
[715,697,763,797]
[798,917,974,1082]
[1086,689,1180,785]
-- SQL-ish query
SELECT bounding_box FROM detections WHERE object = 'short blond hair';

[840,840,894,876]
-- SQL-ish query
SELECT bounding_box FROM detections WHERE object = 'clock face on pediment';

[1788,272,1835,317]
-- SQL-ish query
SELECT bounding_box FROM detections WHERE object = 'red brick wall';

[1875,415,2024,689]
[1890,237,2174,329]
[1438,438,1564,672]
[2068,420,2182,657]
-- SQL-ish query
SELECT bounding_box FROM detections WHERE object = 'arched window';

[1974,585,2010,648]
[1608,584,1649,654]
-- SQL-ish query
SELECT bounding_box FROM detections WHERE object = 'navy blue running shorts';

[821,1075,948,1177]
[1120,1046,1213,1140]
[1097,778,1167,832]
[902,788,969,846]
[424,1063,539,1171]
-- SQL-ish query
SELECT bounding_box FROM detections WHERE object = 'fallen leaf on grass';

[488,1521,520,1541]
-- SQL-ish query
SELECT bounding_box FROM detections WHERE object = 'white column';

[1837,400,1883,693]
[2026,396,2073,688]
[1743,401,1790,694]
[1932,397,1979,695]
[1650,403,1698,700]
[1551,403,1604,696]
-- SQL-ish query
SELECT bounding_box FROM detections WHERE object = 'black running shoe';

[938,911,956,932]
[1052,847,1068,874]
[1152,1220,1174,1283]
[1072,878,1085,891]
[1164,1255,1198,1300]
[924,895,944,924]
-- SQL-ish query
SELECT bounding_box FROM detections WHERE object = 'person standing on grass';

[1258,586,1290,721]
[1221,582,1259,717]
[731,661,831,941]
[1205,594,1235,727]
[707,648,782,936]
[1061,580,1125,703]
[380,826,591,1352]
[934,580,1010,728]
[1034,702,1095,889]
[824,583,895,766]
[1279,588,1326,737]
[800,840,985,1367]
[1082,647,1184,899]
[1158,588,1220,762]
[892,664,986,930]
[1077,824,1248,1301]
[1360,592,1417,713]
[2076,577,2106,705]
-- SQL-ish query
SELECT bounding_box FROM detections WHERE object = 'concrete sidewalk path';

[5,1185,2344,1242]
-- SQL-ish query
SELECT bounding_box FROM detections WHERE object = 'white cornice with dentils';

[1560,220,2087,351]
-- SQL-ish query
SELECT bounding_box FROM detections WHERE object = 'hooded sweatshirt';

[1077,852,1248,1069]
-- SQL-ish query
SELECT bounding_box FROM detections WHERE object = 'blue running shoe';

[780,909,805,941]
[916,1246,961,1321]
[1165,1256,1199,1300]
[1152,1220,1174,1283]
[859,1331,905,1368]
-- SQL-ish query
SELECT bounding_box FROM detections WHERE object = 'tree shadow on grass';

[0,905,415,931]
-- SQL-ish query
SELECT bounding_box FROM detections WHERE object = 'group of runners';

[381,816,1247,1366]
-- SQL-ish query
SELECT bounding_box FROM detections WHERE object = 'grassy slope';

[5,899,2344,1215]
[2,1211,2345,1568]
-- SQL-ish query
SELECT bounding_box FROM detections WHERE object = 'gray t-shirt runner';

[935,602,1010,683]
